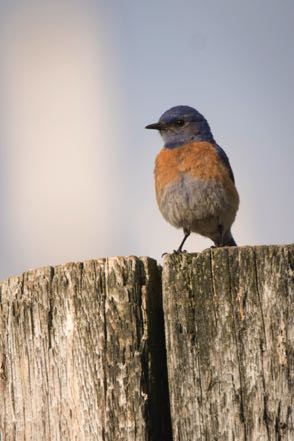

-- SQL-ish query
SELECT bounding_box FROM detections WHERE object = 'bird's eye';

[175,119,185,126]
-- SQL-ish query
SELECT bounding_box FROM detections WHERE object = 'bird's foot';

[161,249,187,257]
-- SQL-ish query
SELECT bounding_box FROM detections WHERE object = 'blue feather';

[215,144,235,183]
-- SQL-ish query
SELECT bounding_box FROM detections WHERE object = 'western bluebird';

[145,105,239,252]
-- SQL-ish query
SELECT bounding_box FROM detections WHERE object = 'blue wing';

[215,144,235,183]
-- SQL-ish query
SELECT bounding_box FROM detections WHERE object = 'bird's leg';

[175,228,191,253]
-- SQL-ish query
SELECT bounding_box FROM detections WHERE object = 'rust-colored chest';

[154,141,228,200]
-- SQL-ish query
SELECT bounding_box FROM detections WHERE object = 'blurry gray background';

[0,0,293,279]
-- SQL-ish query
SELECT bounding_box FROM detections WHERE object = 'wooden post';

[0,245,293,440]
[0,257,171,441]
[162,245,294,440]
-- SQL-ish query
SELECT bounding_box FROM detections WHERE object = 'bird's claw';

[161,249,187,257]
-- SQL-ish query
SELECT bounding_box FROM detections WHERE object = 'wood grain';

[162,245,294,441]
[1,245,293,440]
[0,257,171,441]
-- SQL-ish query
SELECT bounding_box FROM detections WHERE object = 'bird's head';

[145,105,214,148]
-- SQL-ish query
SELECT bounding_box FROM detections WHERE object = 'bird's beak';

[145,122,164,130]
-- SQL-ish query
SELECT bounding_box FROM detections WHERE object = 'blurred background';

[0,0,293,279]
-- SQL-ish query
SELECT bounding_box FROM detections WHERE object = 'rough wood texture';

[1,245,293,441]
[0,257,171,441]
[162,245,294,441]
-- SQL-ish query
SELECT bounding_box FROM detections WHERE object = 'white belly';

[157,175,233,235]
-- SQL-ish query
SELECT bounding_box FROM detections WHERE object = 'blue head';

[145,105,214,148]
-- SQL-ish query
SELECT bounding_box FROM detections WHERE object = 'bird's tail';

[223,230,237,247]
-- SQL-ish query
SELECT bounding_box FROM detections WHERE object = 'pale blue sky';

[0,0,293,279]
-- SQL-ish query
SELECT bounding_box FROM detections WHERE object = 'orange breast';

[154,141,238,205]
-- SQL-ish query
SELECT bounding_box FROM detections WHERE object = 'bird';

[145,105,239,252]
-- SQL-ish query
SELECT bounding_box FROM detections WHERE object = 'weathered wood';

[1,245,293,441]
[0,257,171,441]
[162,245,294,441]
